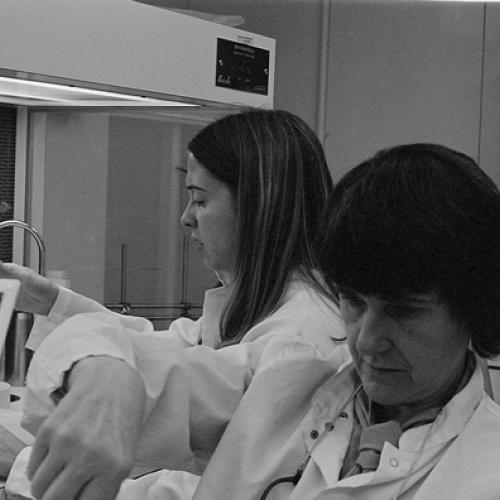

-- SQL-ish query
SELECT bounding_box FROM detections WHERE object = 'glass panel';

[28,109,221,328]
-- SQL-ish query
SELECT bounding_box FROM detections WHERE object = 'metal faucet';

[0,219,46,276]
[0,220,46,385]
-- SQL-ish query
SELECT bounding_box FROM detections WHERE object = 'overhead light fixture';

[0,76,198,107]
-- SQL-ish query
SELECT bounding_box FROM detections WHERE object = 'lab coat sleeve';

[26,287,201,351]
[192,346,351,500]
[22,312,260,474]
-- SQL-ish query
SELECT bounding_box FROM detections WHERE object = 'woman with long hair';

[2,109,341,352]
[2,109,345,499]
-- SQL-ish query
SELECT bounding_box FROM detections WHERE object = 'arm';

[0,262,58,316]
[21,308,340,500]
[29,288,203,351]
[27,356,145,500]
[22,312,257,499]
[0,262,202,350]
[0,261,152,332]
[22,285,345,500]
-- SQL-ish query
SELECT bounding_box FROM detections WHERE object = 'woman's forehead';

[186,154,237,209]
[186,154,217,189]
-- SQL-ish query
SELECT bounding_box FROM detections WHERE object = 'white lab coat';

[22,330,500,500]
[15,276,344,499]
[205,352,500,500]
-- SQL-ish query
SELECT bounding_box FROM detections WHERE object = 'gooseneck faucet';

[0,220,46,385]
[0,219,46,276]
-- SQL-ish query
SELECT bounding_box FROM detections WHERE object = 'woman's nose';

[355,310,392,356]
[180,203,195,227]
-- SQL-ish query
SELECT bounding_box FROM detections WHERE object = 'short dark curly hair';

[318,143,500,358]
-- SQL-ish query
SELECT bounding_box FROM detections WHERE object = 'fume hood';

[0,0,275,110]
[0,1,276,364]
[0,0,276,384]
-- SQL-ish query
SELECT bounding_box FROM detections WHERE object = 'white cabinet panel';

[478,2,500,187]
[324,1,484,180]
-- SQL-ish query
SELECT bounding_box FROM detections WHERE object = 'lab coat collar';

[399,352,483,450]
[308,350,483,448]
[301,350,486,492]
[200,273,327,347]
[200,283,233,347]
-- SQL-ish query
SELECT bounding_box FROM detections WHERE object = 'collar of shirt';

[199,283,233,347]
[200,273,328,348]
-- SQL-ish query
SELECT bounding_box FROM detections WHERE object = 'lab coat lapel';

[304,363,358,487]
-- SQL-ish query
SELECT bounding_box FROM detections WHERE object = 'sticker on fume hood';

[216,38,270,95]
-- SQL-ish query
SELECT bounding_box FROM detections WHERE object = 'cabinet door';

[325,1,484,180]
[478,2,500,187]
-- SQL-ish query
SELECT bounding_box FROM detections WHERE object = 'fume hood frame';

[0,0,275,110]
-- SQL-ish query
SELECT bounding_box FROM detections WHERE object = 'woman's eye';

[193,199,205,207]
[387,304,422,320]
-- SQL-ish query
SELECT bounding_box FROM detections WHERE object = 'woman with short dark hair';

[20,142,500,500]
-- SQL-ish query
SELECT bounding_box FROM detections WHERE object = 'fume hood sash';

[0,0,275,109]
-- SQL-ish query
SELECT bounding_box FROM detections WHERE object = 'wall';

[325,0,484,180]
[478,2,500,187]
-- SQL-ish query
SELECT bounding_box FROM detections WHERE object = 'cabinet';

[478,2,500,186]
[324,0,484,180]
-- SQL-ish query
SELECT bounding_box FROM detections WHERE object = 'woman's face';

[338,288,470,421]
[181,154,239,277]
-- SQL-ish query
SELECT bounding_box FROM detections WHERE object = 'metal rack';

[109,237,206,323]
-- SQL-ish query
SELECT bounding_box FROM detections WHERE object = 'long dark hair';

[188,109,334,346]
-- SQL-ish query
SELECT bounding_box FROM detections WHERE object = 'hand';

[26,356,145,500]
[0,262,58,316]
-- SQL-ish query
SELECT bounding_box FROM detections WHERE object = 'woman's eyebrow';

[380,294,437,306]
[336,286,437,305]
